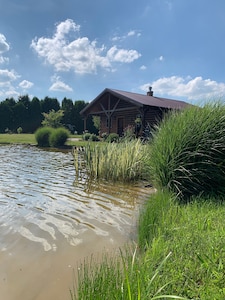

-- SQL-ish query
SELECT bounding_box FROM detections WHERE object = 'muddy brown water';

[0,145,153,300]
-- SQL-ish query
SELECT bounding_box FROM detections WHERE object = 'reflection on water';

[0,145,153,300]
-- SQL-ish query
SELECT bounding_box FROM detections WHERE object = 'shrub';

[49,127,69,147]
[89,134,99,141]
[82,132,91,141]
[17,127,23,134]
[148,102,225,200]
[35,127,53,147]
[106,133,119,143]
[101,132,108,141]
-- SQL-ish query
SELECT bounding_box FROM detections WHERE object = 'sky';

[1,0,225,104]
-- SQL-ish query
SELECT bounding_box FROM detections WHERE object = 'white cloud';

[31,19,141,74]
[0,34,10,54]
[49,76,73,92]
[140,76,225,101]
[0,69,20,82]
[112,30,141,42]
[140,65,147,70]
[0,69,21,100]
[19,80,34,89]
[159,55,164,61]
[0,34,10,65]
[107,46,141,63]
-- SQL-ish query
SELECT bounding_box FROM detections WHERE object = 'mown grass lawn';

[0,133,37,145]
[0,133,88,147]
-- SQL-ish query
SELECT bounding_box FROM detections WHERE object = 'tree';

[41,96,60,113]
[30,97,42,132]
[61,97,74,131]
[41,109,64,128]
[0,102,14,132]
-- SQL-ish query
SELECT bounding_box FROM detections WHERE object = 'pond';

[0,144,153,300]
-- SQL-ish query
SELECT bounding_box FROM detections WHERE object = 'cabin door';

[117,117,124,136]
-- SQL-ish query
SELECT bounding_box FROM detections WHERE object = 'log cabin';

[80,87,190,137]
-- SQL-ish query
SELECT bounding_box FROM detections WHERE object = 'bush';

[82,132,91,141]
[89,134,99,141]
[106,133,119,143]
[49,127,70,147]
[148,102,225,201]
[17,127,23,134]
[35,127,53,147]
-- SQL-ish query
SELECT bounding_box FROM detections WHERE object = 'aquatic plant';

[81,139,150,182]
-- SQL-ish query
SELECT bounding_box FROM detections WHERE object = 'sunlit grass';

[148,102,225,200]
[78,139,150,182]
[0,133,36,144]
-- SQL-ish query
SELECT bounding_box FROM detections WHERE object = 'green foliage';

[17,127,23,134]
[123,125,135,141]
[49,127,70,147]
[82,139,149,182]
[82,132,92,141]
[137,191,225,299]
[35,127,69,147]
[92,116,100,132]
[148,102,225,201]
[138,190,175,249]
[106,132,119,143]
[89,133,99,141]
[71,246,187,300]
[101,132,108,141]
[35,127,53,147]
[41,109,64,128]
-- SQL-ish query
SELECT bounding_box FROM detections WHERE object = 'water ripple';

[0,144,152,252]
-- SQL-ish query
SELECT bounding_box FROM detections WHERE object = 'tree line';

[0,95,97,134]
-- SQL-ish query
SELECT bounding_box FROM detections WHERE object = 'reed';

[81,139,150,182]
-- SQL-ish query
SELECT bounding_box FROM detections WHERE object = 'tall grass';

[71,246,188,300]
[82,139,150,182]
[148,102,225,200]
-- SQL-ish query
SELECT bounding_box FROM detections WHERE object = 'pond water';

[0,145,153,300]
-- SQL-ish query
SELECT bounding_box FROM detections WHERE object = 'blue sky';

[0,0,225,104]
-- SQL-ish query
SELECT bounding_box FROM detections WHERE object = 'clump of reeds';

[148,101,225,200]
[82,139,150,182]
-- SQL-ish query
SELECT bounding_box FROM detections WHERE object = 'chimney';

[147,86,153,96]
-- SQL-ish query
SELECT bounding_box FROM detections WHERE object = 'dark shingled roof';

[80,88,190,115]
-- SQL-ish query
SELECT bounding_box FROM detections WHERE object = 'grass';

[77,139,150,182]
[148,102,225,200]
[0,133,90,147]
[71,101,225,299]
[72,191,225,299]
[139,191,225,299]
[71,244,188,300]
[0,133,37,144]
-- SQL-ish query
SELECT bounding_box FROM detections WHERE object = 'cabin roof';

[80,88,189,116]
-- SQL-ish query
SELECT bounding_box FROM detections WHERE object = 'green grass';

[148,102,225,200]
[72,191,225,300]
[71,101,225,299]
[0,133,92,147]
[139,191,225,299]
[0,133,37,144]
[77,139,150,182]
